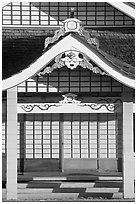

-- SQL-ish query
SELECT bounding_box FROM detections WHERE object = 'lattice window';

[2,115,6,154]
[2,2,134,26]
[17,122,20,159]
[18,67,123,93]
[2,113,122,160]
[25,114,59,159]
[64,113,122,159]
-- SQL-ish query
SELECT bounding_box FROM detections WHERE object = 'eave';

[2,33,135,91]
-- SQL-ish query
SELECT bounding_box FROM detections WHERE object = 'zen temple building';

[2,2,135,200]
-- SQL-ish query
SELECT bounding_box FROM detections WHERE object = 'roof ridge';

[44,17,99,51]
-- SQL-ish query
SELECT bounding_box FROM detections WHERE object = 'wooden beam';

[7,86,17,200]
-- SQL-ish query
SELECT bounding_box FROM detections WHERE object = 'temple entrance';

[21,112,122,172]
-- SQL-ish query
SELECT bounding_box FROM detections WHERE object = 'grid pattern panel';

[18,67,123,93]
[89,114,98,158]
[2,113,122,160]
[117,114,123,158]
[17,122,20,158]
[2,2,134,26]
[99,114,119,158]
[81,114,89,158]
[2,119,6,154]
[25,119,34,158]
[64,114,72,158]
[25,114,59,159]
[64,113,121,159]
[72,114,81,158]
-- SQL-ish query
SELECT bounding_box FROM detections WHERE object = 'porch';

[3,170,124,201]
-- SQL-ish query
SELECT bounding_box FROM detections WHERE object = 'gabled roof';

[2,28,135,80]
[2,31,135,91]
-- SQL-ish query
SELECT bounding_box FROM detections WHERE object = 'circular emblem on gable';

[67,20,77,30]
[63,18,81,33]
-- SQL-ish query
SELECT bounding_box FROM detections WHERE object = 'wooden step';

[16,175,123,200]
[32,175,122,182]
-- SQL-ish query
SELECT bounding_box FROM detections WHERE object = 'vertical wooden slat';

[79,67,81,93]
[33,114,35,158]
[97,113,100,169]
[100,75,102,92]
[24,115,26,160]
[115,113,118,159]
[67,2,69,18]
[88,114,90,158]
[79,114,81,158]
[5,118,7,158]
[69,68,71,93]
[39,2,41,25]
[58,69,60,92]
[36,76,38,93]
[25,81,28,92]
[95,2,97,26]
[110,77,113,92]
[59,113,64,171]
[58,2,60,25]
[107,114,109,158]
[48,2,50,25]
[29,2,31,25]
[123,14,125,26]
[20,114,25,174]
[50,114,52,158]
[86,2,87,26]
[47,75,49,92]
[2,7,4,25]
[71,114,73,158]
[20,2,22,25]
[104,2,106,26]
[41,114,44,158]
[76,2,79,19]
[11,3,13,25]
[90,70,92,93]
[114,7,116,26]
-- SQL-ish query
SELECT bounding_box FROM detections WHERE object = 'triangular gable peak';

[2,17,135,90]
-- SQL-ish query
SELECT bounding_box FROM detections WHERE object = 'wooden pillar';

[59,113,64,172]
[123,89,135,198]
[7,87,17,200]
[20,114,25,174]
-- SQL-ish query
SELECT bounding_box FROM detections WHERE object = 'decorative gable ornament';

[38,50,107,76]
[61,51,84,69]
[59,93,80,104]
[63,18,81,33]
[44,17,99,50]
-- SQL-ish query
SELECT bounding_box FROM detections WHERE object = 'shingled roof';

[43,30,135,79]
[2,27,135,80]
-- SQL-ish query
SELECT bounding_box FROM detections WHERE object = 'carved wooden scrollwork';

[38,51,107,76]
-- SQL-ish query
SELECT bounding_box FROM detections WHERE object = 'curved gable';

[2,33,135,90]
